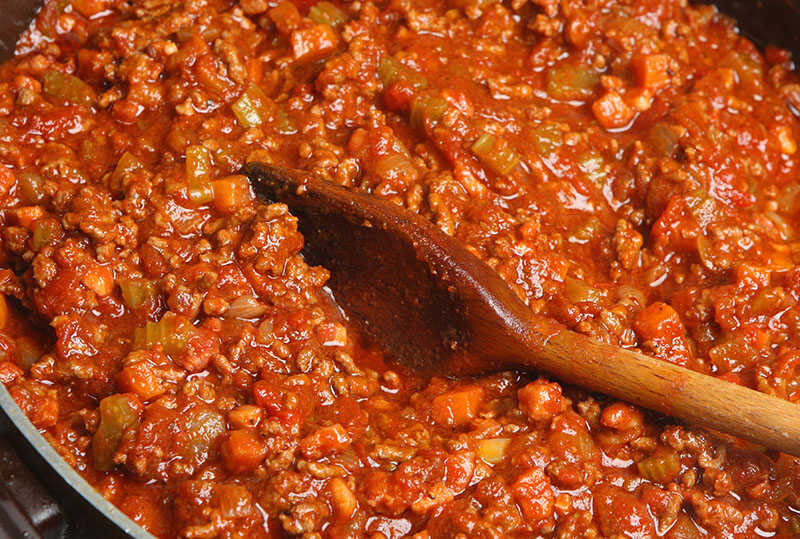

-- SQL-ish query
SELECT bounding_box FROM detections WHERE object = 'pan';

[0,0,798,537]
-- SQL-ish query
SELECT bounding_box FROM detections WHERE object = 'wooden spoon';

[244,162,800,457]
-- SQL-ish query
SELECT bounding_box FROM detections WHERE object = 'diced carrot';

[299,423,351,459]
[252,379,284,414]
[634,302,683,340]
[268,1,302,34]
[165,34,210,73]
[211,175,254,213]
[195,54,236,96]
[382,82,416,113]
[592,91,635,130]
[649,197,700,251]
[444,451,475,491]
[228,405,263,429]
[246,57,263,86]
[179,326,219,373]
[290,24,338,60]
[634,302,692,366]
[431,385,484,427]
[117,362,167,400]
[631,54,672,91]
[220,429,268,473]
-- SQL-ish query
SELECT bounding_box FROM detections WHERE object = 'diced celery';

[309,1,348,27]
[531,123,563,155]
[30,219,60,251]
[92,394,141,471]
[188,182,214,205]
[185,145,214,205]
[778,183,800,213]
[378,57,427,89]
[637,449,681,484]
[410,94,448,130]
[471,134,520,175]
[276,109,297,135]
[80,134,110,164]
[111,151,144,187]
[378,57,401,85]
[134,312,196,356]
[231,84,274,128]
[42,69,95,106]
[546,64,600,101]
[472,133,496,155]
[578,151,606,184]
[721,51,763,84]
[647,123,679,158]
[569,217,602,244]
[119,278,158,309]
[18,172,47,205]
[186,145,212,182]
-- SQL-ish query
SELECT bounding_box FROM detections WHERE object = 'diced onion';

[226,296,267,319]
[477,438,511,465]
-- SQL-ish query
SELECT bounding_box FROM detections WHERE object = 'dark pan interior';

[0,0,42,62]
[710,0,800,56]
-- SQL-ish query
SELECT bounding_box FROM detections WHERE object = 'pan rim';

[0,384,154,538]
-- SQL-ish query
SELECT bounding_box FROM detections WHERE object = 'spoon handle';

[520,329,800,455]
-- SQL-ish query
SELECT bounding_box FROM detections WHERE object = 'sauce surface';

[2,0,800,536]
